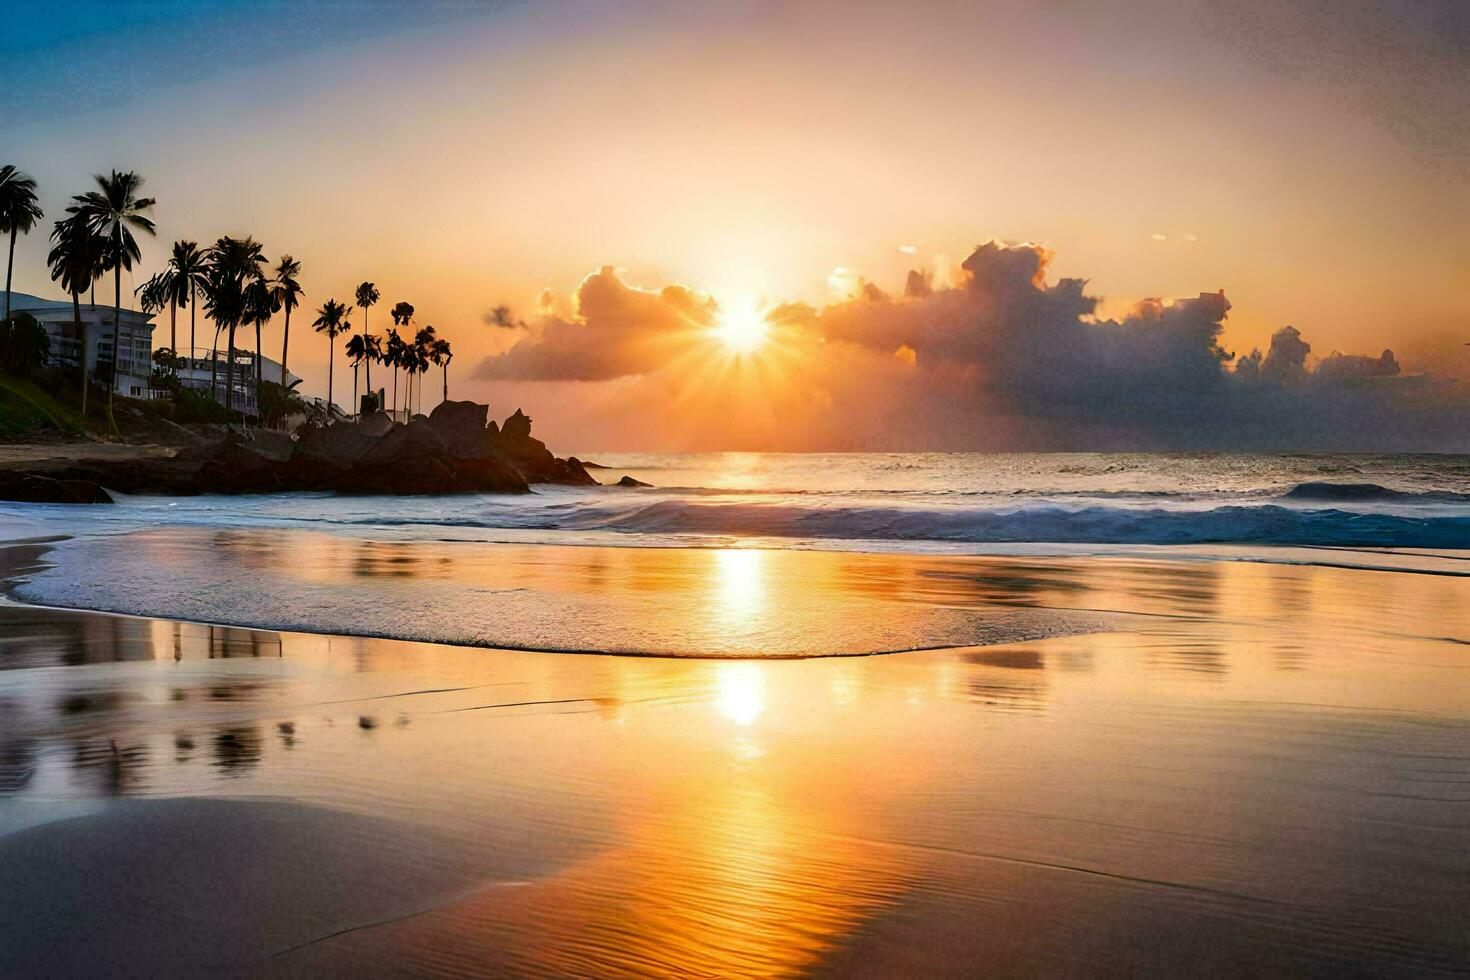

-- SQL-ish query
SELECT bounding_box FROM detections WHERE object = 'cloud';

[477,266,717,381]
[472,240,1470,450]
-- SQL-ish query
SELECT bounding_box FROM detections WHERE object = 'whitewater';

[4,451,1468,552]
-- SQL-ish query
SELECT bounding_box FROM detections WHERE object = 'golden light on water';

[717,661,766,727]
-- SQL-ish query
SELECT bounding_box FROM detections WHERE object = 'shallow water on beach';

[0,548,1466,975]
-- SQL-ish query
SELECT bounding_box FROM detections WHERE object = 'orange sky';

[5,0,1468,449]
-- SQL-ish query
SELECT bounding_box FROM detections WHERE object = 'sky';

[4,0,1468,450]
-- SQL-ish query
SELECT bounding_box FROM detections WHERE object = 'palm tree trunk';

[74,290,88,417]
[226,323,236,419]
[353,362,359,417]
[392,368,398,420]
[210,325,221,403]
[327,337,335,421]
[255,322,262,388]
[108,263,121,425]
[4,226,15,326]
[443,362,448,403]
[169,298,178,369]
[280,306,290,384]
[365,355,372,410]
[189,284,196,363]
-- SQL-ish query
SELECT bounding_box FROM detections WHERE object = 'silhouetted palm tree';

[158,243,207,370]
[203,236,266,418]
[134,274,170,371]
[73,171,156,422]
[345,334,368,414]
[313,299,351,418]
[271,255,302,385]
[361,332,382,409]
[355,281,379,343]
[0,165,43,326]
[47,211,103,414]
[385,326,405,417]
[242,274,276,393]
[431,337,452,403]
[413,325,437,416]
[165,240,208,365]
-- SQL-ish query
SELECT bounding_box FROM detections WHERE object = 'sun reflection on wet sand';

[0,544,1467,974]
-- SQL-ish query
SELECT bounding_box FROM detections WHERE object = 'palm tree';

[73,171,156,421]
[243,275,277,389]
[389,301,414,416]
[271,255,302,385]
[361,332,383,409]
[312,299,351,419]
[345,334,368,415]
[134,273,170,369]
[354,281,379,343]
[384,327,405,418]
[47,211,103,415]
[203,236,266,419]
[0,165,43,326]
[165,240,208,366]
[413,325,437,416]
[431,337,453,404]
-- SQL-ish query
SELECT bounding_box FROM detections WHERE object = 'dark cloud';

[473,241,1470,451]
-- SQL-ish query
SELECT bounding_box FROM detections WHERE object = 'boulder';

[501,408,533,441]
[0,472,113,504]
[616,474,652,488]
[428,400,496,458]
[449,454,531,494]
[291,421,380,469]
[358,412,395,438]
[241,428,296,463]
[357,418,450,469]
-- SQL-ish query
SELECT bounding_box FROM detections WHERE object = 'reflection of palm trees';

[212,726,263,775]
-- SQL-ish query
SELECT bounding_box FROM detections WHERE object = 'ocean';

[3,451,1467,655]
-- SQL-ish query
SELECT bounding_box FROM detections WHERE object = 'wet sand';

[0,549,1466,975]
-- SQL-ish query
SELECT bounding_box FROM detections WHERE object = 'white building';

[172,347,303,418]
[7,291,156,399]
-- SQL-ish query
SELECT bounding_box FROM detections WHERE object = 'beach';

[1,530,1466,975]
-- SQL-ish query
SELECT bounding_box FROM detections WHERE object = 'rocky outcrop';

[0,471,114,504]
[616,475,653,488]
[0,401,594,501]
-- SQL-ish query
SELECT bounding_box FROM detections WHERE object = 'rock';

[194,441,284,494]
[448,454,530,494]
[427,401,496,458]
[357,419,450,469]
[0,472,113,504]
[240,428,295,463]
[292,421,381,469]
[357,412,395,438]
[616,474,652,488]
[501,409,533,441]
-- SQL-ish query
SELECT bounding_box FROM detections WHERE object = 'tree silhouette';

[312,299,352,417]
[72,170,156,424]
[47,211,103,414]
[271,256,303,385]
[0,165,43,327]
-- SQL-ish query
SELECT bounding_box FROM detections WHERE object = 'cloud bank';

[474,242,1470,451]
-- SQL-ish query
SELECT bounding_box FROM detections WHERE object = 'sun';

[712,299,770,355]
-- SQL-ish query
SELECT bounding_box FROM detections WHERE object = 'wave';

[1280,481,1470,504]
[553,499,1470,548]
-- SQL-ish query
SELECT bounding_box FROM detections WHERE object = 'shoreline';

[0,570,1465,975]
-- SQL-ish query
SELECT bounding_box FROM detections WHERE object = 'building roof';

[7,291,154,320]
